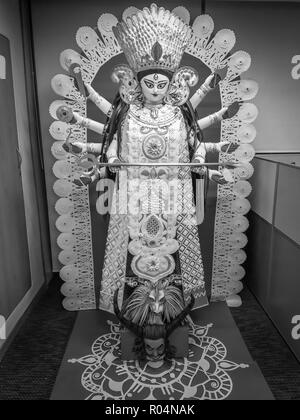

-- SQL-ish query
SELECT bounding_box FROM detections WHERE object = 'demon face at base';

[144,338,165,362]
[114,288,194,362]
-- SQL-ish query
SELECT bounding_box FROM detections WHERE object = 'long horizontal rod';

[97,162,240,168]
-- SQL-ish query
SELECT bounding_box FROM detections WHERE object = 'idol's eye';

[144,80,154,89]
[157,81,168,90]
[149,291,156,300]
[146,345,153,351]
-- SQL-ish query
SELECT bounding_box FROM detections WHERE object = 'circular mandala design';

[142,134,167,160]
[70,321,248,400]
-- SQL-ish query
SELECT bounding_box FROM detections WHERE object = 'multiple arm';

[85,83,112,116]
[58,85,110,158]
[190,74,220,110]
[190,73,240,184]
[72,112,104,135]
[197,101,240,131]
[106,135,122,173]
[191,138,238,184]
[191,134,238,158]
[193,73,240,132]
[197,107,228,130]
[106,135,118,163]
[59,76,238,186]
[60,108,104,157]
[200,142,238,154]
[191,72,231,134]
[64,141,103,155]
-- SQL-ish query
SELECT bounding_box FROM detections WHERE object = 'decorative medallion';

[142,134,167,160]
[131,254,176,283]
[141,215,164,241]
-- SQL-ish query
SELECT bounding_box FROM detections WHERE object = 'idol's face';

[149,288,165,314]
[140,73,170,104]
[144,338,166,362]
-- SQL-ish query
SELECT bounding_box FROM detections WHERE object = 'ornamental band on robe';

[50,4,258,312]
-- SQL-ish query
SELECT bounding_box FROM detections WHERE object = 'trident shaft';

[97,162,241,168]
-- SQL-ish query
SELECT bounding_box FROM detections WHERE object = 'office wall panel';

[250,158,277,224]
[268,230,300,361]
[246,212,272,306]
[208,1,300,152]
[258,154,300,167]
[0,0,47,348]
[275,165,300,245]
[0,35,31,319]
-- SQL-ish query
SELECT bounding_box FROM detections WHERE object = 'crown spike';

[122,6,139,22]
[172,6,190,24]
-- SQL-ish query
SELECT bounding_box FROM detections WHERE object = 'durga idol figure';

[60,5,239,338]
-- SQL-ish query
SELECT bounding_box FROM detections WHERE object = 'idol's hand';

[62,141,87,154]
[203,74,215,90]
[209,170,228,185]
[191,157,207,176]
[73,112,85,124]
[191,73,222,110]
[222,101,240,120]
[109,157,122,174]
[197,107,228,130]
[218,107,229,120]
[73,171,100,187]
[218,141,239,154]
[72,112,105,135]
[73,175,92,187]
[84,83,112,116]
[207,73,222,90]
[85,83,97,97]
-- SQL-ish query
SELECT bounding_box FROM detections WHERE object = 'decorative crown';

[113,4,192,75]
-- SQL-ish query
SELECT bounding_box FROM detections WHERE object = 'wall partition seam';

[19,0,52,279]
[20,0,45,171]
[265,163,279,302]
